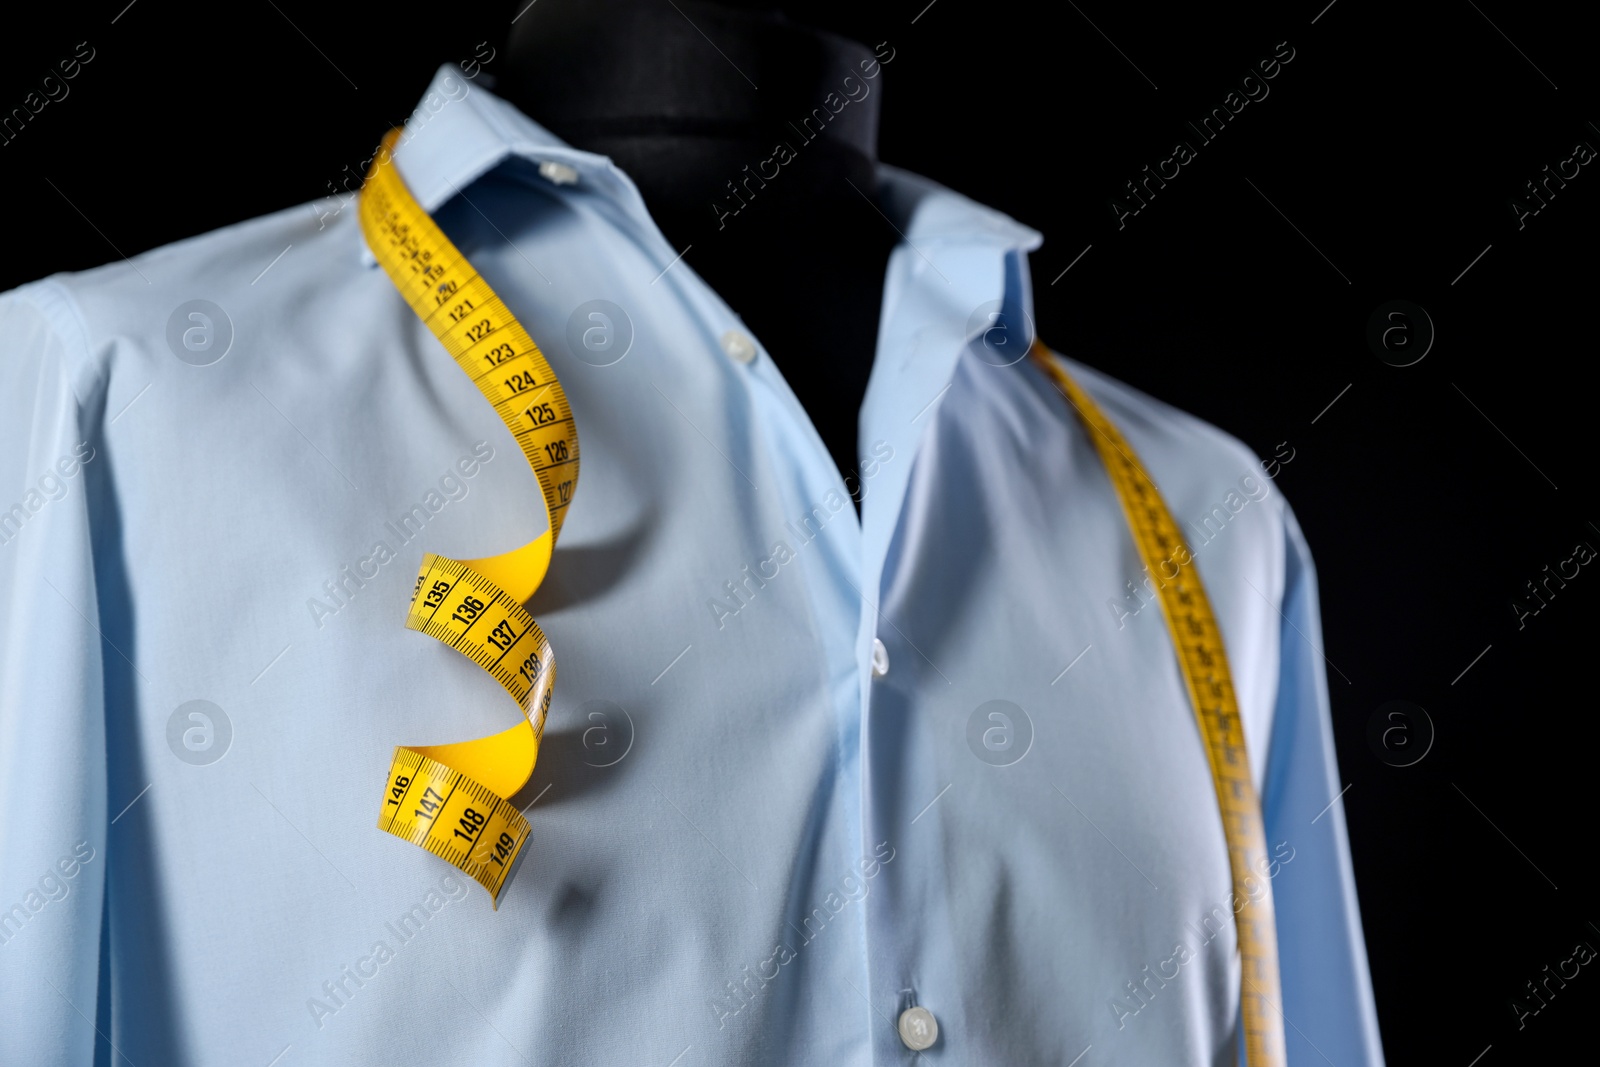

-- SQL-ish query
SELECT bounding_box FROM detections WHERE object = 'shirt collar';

[388,66,638,221]
[376,66,1046,631]
[380,64,1042,258]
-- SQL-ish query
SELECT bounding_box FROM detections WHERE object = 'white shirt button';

[537,160,580,186]
[721,330,757,364]
[871,637,890,679]
[898,1005,938,1050]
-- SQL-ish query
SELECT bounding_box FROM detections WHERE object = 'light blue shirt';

[0,65,1382,1066]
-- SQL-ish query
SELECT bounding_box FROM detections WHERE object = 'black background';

[3,1,1595,1061]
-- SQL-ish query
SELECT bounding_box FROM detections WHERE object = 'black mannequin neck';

[498,0,898,498]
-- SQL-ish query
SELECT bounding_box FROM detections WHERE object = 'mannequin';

[498,0,899,497]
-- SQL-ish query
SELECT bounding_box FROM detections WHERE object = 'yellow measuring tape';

[353,125,1282,1058]
[359,129,579,907]
[1030,342,1286,1067]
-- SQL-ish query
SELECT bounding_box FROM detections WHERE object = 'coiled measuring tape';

[1030,342,1286,1067]
[359,129,579,907]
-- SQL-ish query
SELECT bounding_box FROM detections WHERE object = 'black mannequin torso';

[498,0,899,497]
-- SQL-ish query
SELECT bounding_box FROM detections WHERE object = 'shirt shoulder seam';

[4,280,100,412]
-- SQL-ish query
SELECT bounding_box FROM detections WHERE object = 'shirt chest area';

[110,289,1280,857]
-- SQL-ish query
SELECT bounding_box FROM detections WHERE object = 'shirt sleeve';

[1259,501,1385,1065]
[0,289,107,1066]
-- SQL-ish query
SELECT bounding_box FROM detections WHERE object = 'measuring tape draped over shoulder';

[1028,341,1287,1067]
[359,129,579,907]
